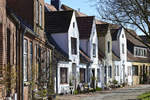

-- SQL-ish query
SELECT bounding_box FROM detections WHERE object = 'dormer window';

[134,47,147,57]
[71,37,77,54]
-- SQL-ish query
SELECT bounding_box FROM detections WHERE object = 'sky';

[45,0,98,17]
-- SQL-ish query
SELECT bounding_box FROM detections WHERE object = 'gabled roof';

[96,24,109,37]
[112,51,120,61]
[61,4,106,24]
[111,29,120,41]
[80,49,91,64]
[45,3,57,11]
[125,29,146,47]
[77,16,94,39]
[46,34,69,61]
[98,49,105,61]
[139,35,150,45]
[45,10,73,34]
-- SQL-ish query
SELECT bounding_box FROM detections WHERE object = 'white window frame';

[134,47,147,57]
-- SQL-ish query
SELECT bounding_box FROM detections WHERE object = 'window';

[73,22,75,28]
[144,49,147,56]
[93,44,96,57]
[60,68,68,84]
[30,42,33,80]
[97,69,100,82]
[149,66,150,76]
[38,46,41,81]
[39,4,42,27]
[134,47,147,57]
[122,43,124,54]
[80,68,85,83]
[128,66,131,76]
[36,0,39,24]
[108,66,112,78]
[115,66,117,76]
[117,66,119,76]
[24,39,28,82]
[114,66,119,76]
[132,65,138,76]
[122,34,124,38]
[71,37,77,54]
[107,41,110,53]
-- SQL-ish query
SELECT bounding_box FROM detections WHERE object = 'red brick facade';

[0,0,54,100]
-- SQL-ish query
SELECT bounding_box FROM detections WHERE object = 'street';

[57,85,150,100]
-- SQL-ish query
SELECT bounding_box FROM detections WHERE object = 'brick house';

[0,0,54,100]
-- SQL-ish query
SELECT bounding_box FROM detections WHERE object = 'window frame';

[80,68,86,83]
[60,68,68,84]
[134,47,147,57]
[122,43,124,54]
[36,0,39,24]
[93,44,96,57]
[39,3,42,27]
[24,39,28,82]
[71,37,77,55]
[132,65,138,76]
[107,41,110,53]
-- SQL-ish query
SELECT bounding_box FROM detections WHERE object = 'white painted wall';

[113,61,121,84]
[56,61,71,94]
[68,12,80,65]
[119,28,128,84]
[104,29,113,84]
[112,28,128,84]
[53,11,80,94]
[126,62,132,85]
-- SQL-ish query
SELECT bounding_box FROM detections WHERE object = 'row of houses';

[0,0,150,100]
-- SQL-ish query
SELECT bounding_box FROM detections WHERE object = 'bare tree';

[96,0,150,46]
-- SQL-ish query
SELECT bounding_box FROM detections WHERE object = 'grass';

[138,91,150,100]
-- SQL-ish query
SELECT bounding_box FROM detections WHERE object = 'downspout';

[55,54,58,94]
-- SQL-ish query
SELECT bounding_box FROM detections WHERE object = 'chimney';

[51,0,61,10]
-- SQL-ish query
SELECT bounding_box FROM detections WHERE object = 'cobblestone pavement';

[56,85,150,100]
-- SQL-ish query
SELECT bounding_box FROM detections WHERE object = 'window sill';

[60,83,68,85]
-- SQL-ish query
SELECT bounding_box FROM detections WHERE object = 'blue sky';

[45,0,98,17]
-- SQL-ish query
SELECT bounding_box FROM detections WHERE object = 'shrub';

[112,80,118,85]
[74,90,78,95]
[96,87,102,91]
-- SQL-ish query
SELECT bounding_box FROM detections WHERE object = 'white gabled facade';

[79,17,100,88]
[51,11,80,94]
[112,28,129,85]
[89,20,100,88]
